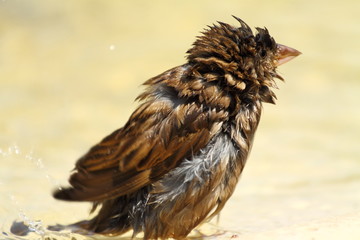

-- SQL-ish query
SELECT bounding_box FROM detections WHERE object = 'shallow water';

[1,1,360,239]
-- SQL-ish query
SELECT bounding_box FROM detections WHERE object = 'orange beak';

[275,44,301,66]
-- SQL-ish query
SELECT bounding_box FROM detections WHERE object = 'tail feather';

[47,197,132,236]
[52,186,150,237]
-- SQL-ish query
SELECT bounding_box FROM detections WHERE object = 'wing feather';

[54,68,227,202]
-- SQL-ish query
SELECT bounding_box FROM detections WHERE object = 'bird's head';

[186,16,301,104]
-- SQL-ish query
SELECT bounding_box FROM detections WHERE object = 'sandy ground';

[1,1,360,239]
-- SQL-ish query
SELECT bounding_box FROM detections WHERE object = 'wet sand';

[1,1,360,239]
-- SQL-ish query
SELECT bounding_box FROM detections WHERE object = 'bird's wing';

[54,88,227,202]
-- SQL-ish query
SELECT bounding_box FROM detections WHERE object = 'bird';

[53,16,301,239]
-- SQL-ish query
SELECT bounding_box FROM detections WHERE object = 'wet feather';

[53,16,300,239]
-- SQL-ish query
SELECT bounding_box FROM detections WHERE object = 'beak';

[275,44,301,66]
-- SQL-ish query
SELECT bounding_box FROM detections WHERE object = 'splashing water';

[8,193,46,236]
[0,144,88,240]
[24,149,63,191]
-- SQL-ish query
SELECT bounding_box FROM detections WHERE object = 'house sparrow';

[53,16,300,239]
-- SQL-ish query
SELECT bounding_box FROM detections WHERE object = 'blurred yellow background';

[1,0,360,239]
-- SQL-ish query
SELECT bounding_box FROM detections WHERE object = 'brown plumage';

[53,16,300,239]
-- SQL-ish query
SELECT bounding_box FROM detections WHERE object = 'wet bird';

[53,16,300,239]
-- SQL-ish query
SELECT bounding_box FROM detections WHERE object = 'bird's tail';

[50,187,150,237]
[46,197,132,237]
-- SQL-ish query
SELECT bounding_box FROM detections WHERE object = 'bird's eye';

[260,50,267,58]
